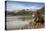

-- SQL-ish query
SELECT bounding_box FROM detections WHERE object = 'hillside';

[6,7,45,16]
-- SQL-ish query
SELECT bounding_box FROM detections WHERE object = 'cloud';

[30,6,41,9]
[6,1,44,11]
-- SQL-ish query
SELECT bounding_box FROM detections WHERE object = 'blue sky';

[5,0,44,2]
[6,1,44,11]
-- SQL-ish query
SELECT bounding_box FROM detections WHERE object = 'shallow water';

[6,16,33,30]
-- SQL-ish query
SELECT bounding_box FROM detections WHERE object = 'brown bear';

[31,11,45,28]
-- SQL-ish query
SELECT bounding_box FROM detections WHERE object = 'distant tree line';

[6,7,45,16]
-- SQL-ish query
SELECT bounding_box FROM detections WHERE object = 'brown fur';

[32,11,44,24]
[31,11,45,28]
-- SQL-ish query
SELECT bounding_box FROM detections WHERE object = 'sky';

[6,1,44,11]
[5,0,44,2]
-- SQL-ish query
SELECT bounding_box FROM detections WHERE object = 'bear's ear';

[37,11,42,14]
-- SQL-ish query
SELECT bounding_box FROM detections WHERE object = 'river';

[6,16,33,30]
